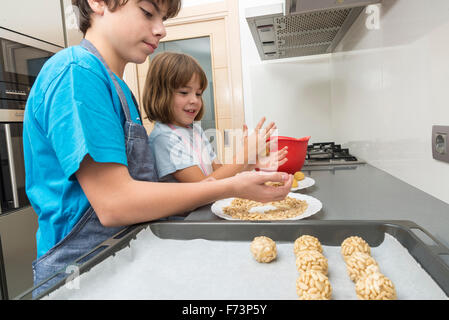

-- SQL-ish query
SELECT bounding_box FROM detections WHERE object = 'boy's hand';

[229,171,293,203]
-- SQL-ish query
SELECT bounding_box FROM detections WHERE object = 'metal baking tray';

[15,220,449,300]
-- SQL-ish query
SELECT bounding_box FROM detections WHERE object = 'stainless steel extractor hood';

[246,0,381,60]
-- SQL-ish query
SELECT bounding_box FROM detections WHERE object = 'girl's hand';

[254,116,276,143]
[238,117,277,166]
[229,171,293,203]
[257,146,288,172]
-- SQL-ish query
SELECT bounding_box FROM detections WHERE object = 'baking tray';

[15,220,449,300]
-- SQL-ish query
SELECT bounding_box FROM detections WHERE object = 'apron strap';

[80,39,132,122]
[130,92,143,122]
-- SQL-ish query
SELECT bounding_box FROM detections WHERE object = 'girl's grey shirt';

[148,122,217,182]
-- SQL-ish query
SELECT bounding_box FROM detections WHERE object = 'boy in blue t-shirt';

[23,0,293,295]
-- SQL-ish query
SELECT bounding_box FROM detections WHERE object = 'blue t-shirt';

[148,122,217,182]
[23,45,141,258]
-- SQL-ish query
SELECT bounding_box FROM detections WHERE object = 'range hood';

[246,0,381,60]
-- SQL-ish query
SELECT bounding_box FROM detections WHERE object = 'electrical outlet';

[432,125,449,163]
[435,133,446,154]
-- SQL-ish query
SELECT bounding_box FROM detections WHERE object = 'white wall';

[238,0,333,141]
[238,0,449,205]
[331,0,449,204]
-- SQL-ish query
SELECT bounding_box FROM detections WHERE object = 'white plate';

[211,192,322,221]
[291,177,315,191]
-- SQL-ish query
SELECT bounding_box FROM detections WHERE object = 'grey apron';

[31,39,158,298]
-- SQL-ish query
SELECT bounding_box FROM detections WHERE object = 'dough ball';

[250,236,277,263]
[345,252,380,282]
[294,171,305,181]
[355,272,397,300]
[294,235,322,256]
[295,250,328,275]
[341,236,371,261]
[296,270,332,300]
[292,178,298,188]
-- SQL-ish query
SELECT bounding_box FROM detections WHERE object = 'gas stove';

[304,142,366,166]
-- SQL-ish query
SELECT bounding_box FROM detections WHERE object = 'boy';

[23,0,292,297]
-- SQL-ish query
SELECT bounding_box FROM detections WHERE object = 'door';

[151,36,218,152]
[135,18,245,161]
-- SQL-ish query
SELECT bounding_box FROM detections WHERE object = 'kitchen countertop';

[39,163,449,300]
[184,163,449,249]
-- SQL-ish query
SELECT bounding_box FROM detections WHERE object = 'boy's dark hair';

[72,0,181,35]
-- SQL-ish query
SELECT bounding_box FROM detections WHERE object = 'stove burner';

[307,142,358,162]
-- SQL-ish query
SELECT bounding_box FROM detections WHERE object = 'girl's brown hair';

[142,52,208,124]
[72,0,181,35]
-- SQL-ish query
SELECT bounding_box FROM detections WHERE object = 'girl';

[143,52,288,183]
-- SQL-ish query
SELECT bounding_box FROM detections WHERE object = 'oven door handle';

[4,124,19,208]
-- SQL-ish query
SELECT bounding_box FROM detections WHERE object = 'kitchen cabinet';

[0,207,38,299]
[0,0,65,47]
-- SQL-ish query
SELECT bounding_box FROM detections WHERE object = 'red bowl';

[268,136,310,174]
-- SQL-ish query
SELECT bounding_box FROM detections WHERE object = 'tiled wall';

[331,0,449,204]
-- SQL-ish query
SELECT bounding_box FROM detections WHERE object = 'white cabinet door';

[0,0,65,47]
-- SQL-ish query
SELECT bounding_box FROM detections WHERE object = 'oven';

[0,28,61,299]
[0,28,60,216]
[0,120,27,214]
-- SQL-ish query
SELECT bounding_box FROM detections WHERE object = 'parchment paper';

[45,227,449,300]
